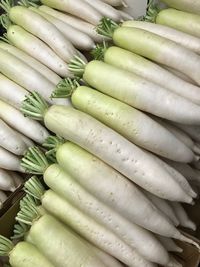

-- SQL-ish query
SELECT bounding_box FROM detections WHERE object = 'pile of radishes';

[0,0,200,266]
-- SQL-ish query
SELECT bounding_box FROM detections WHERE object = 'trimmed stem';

[96,17,119,38]
[20,92,49,121]
[68,56,87,78]
[0,0,13,14]
[18,0,39,7]
[51,78,80,99]
[20,192,41,207]
[91,42,109,61]
[0,33,11,44]
[24,176,45,200]
[43,135,65,162]
[12,222,29,240]
[0,14,12,30]
[16,202,40,226]
[21,146,49,174]
[0,235,14,256]
[144,0,160,22]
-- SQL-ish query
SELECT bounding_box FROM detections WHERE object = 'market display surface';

[0,0,200,266]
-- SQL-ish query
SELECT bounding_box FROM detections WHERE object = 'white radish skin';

[31,7,95,51]
[143,190,179,226]
[9,6,77,63]
[7,25,71,77]
[42,189,156,267]
[0,168,17,191]
[0,48,67,105]
[0,119,27,155]
[104,47,200,105]
[41,0,102,25]
[83,61,200,125]
[0,42,61,85]
[118,10,134,20]
[0,73,28,109]
[161,65,197,85]
[149,152,197,199]
[163,160,200,185]
[9,171,23,188]
[161,0,200,15]
[39,5,104,43]
[101,0,125,6]
[173,123,200,143]
[88,243,125,267]
[113,27,200,86]
[45,165,169,265]
[152,116,199,154]
[157,236,183,253]
[171,202,196,231]
[122,21,200,55]
[0,100,49,144]
[57,142,186,237]
[72,86,195,162]
[45,106,193,203]
[0,190,7,208]
[0,148,23,173]
[14,131,34,148]
[84,0,121,21]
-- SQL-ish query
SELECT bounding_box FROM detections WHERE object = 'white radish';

[0,100,49,144]
[9,171,23,188]
[152,116,200,154]
[39,5,104,43]
[0,48,67,105]
[0,119,27,155]
[43,105,193,203]
[0,168,17,191]
[161,65,197,85]
[70,85,196,162]
[0,73,28,109]
[9,6,78,63]
[163,160,200,185]
[171,202,196,231]
[173,123,200,143]
[14,131,34,148]
[149,152,197,199]
[42,189,156,267]
[101,0,125,7]
[56,142,189,237]
[84,0,121,21]
[0,41,61,85]
[157,236,183,253]
[102,46,200,105]
[0,190,7,208]
[40,0,102,25]
[7,25,71,77]
[89,243,125,267]
[31,7,95,51]
[45,165,169,265]
[118,10,134,20]
[111,26,200,86]
[143,190,179,226]
[0,148,23,173]
[81,60,200,125]
[122,20,200,55]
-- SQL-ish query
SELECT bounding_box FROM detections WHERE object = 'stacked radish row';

[0,0,132,209]
[0,0,200,266]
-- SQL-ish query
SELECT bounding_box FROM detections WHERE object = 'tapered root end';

[179,234,200,250]
[166,256,182,267]
[193,145,200,155]
[184,221,197,231]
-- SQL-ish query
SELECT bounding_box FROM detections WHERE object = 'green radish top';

[142,0,161,22]
[20,146,50,174]
[0,235,14,257]
[43,135,65,162]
